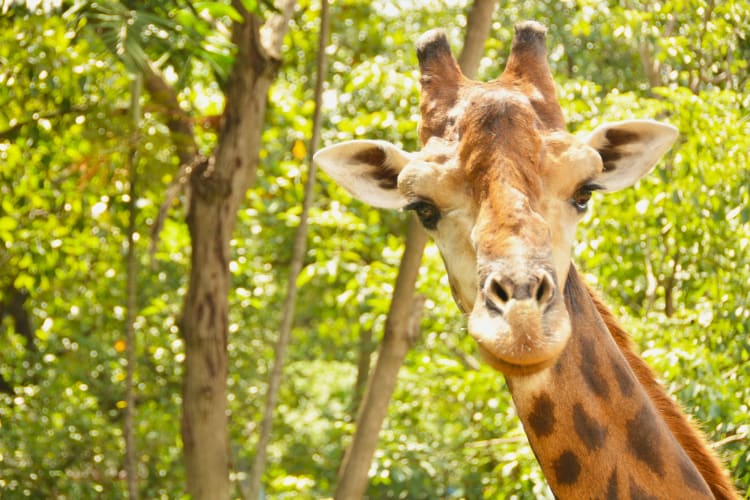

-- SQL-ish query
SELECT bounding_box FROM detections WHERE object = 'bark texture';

[177,2,296,498]
[124,74,141,500]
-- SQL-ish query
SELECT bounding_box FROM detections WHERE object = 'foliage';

[1,0,748,498]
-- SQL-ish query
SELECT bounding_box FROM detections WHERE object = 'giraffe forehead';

[412,92,595,209]
[460,89,541,148]
[452,90,549,201]
[461,87,537,130]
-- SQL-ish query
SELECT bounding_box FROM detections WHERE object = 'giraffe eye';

[405,200,441,230]
[571,187,595,213]
[571,183,603,214]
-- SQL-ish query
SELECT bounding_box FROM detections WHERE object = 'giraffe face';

[390,89,604,375]
[314,24,677,376]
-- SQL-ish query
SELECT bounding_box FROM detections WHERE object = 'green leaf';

[0,216,17,243]
[240,0,259,14]
[194,2,243,22]
[296,264,315,289]
[13,273,34,290]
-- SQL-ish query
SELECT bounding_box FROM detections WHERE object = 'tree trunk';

[457,0,498,78]
[351,326,374,418]
[124,73,142,500]
[333,3,497,497]
[334,216,428,500]
[178,2,295,498]
[245,1,330,498]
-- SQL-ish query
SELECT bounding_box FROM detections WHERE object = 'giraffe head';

[315,22,677,376]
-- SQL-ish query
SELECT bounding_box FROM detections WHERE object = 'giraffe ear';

[314,140,412,209]
[585,120,678,192]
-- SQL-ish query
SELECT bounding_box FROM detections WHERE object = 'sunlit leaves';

[67,0,237,85]
[1,0,748,497]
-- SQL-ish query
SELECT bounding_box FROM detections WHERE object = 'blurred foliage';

[0,0,748,498]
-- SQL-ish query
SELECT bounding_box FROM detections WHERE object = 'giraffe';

[314,22,738,499]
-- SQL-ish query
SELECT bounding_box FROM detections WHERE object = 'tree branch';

[465,436,526,448]
[0,105,90,140]
[124,72,142,500]
[141,62,199,258]
[457,0,498,79]
[441,332,481,371]
[244,2,322,498]
[141,63,198,165]
[710,432,747,449]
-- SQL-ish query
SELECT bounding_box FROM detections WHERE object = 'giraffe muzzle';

[467,265,571,375]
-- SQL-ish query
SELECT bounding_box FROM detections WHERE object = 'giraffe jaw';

[467,296,571,376]
[477,346,559,376]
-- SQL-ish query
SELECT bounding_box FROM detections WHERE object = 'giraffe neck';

[505,266,714,499]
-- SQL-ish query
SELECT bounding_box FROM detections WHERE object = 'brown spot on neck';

[579,337,610,400]
[626,405,665,476]
[528,393,556,438]
[610,354,635,397]
[606,468,619,500]
[553,450,581,485]
[572,403,608,451]
[628,476,658,500]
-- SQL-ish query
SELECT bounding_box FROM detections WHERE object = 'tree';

[170,2,296,497]
[124,73,142,500]
[10,0,297,496]
[0,1,746,497]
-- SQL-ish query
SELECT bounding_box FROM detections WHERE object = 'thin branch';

[0,105,90,140]
[244,1,325,498]
[710,432,747,449]
[124,73,142,500]
[148,156,201,260]
[141,63,198,165]
[141,62,199,258]
[465,436,527,448]
[441,332,481,371]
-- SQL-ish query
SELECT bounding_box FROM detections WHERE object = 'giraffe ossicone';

[315,20,737,500]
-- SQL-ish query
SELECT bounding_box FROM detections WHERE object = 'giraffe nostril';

[485,277,512,315]
[492,279,510,303]
[483,269,556,314]
[534,271,555,305]
[536,279,546,302]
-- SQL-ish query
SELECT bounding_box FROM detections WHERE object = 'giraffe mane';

[583,281,738,500]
